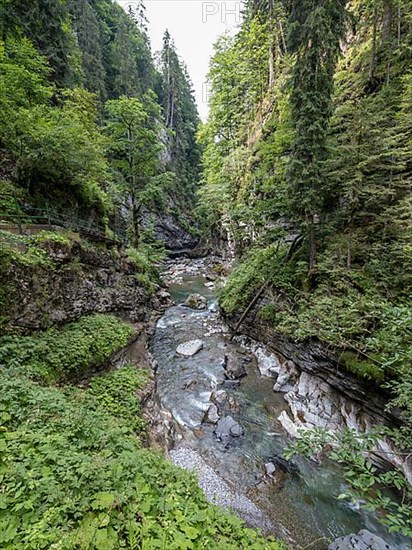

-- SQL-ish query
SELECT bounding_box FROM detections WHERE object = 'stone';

[211,389,227,406]
[328,530,391,550]
[265,462,277,477]
[158,289,172,301]
[253,346,282,378]
[222,380,241,389]
[271,455,299,476]
[183,293,207,310]
[208,302,219,313]
[176,339,204,357]
[223,354,247,380]
[273,360,300,392]
[358,530,391,550]
[215,416,244,441]
[203,404,220,424]
[204,281,215,288]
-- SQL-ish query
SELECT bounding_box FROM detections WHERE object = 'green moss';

[0,314,133,383]
[339,351,385,382]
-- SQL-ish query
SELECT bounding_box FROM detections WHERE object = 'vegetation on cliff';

[0,0,201,245]
[200,0,412,535]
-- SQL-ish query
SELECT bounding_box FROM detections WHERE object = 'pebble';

[170,447,273,532]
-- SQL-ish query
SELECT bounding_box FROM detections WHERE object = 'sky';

[116,1,241,120]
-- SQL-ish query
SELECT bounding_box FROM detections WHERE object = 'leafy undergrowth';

[0,314,134,383]
[0,314,285,550]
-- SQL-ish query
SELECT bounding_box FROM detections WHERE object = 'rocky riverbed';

[147,258,411,550]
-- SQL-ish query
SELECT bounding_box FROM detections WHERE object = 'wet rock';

[211,389,227,407]
[204,281,215,288]
[176,339,204,357]
[273,360,300,393]
[223,354,247,380]
[222,380,241,390]
[215,416,244,440]
[208,302,219,313]
[183,293,207,310]
[264,462,277,477]
[328,530,391,550]
[271,455,299,476]
[203,404,220,424]
[252,346,282,378]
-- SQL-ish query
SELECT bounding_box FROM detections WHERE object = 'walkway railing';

[0,192,126,245]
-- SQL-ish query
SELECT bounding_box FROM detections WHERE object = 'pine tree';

[286,0,348,278]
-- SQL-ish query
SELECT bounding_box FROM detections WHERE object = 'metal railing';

[0,193,126,245]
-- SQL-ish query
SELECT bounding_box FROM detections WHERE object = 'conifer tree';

[286,0,348,278]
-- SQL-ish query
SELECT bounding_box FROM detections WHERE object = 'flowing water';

[150,261,410,549]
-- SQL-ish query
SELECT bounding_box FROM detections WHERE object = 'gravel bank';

[170,446,273,533]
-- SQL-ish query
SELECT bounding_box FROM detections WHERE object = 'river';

[149,259,410,549]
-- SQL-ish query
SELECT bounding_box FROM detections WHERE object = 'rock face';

[176,339,204,357]
[141,209,199,252]
[224,300,412,484]
[329,529,391,550]
[183,293,207,310]
[1,240,153,333]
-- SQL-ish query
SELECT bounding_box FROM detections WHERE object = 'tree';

[286,0,348,279]
[0,0,82,87]
[105,94,162,247]
[157,30,201,198]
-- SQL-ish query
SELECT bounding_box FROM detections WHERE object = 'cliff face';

[223,297,412,484]
[0,238,155,334]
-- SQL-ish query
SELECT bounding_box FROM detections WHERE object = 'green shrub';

[0,365,286,549]
[0,314,133,383]
[88,365,149,434]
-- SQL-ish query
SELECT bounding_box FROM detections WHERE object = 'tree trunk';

[131,193,140,248]
[369,3,378,81]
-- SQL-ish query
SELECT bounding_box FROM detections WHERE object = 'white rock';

[176,339,204,357]
[278,411,304,439]
[253,346,282,377]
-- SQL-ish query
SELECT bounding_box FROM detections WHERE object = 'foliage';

[88,365,149,434]
[285,428,412,537]
[0,327,286,549]
[204,2,412,537]
[0,314,133,383]
[156,30,202,200]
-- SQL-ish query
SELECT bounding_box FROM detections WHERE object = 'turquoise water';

[151,267,410,549]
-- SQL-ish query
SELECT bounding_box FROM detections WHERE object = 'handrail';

[0,196,126,245]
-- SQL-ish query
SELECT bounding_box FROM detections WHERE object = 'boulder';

[215,416,244,441]
[328,530,390,550]
[211,389,227,407]
[203,404,220,424]
[176,339,204,357]
[358,530,391,550]
[273,360,300,392]
[271,455,299,476]
[183,293,207,310]
[265,462,277,477]
[223,354,247,380]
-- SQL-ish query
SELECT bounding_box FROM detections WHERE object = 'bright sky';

[116,1,241,120]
